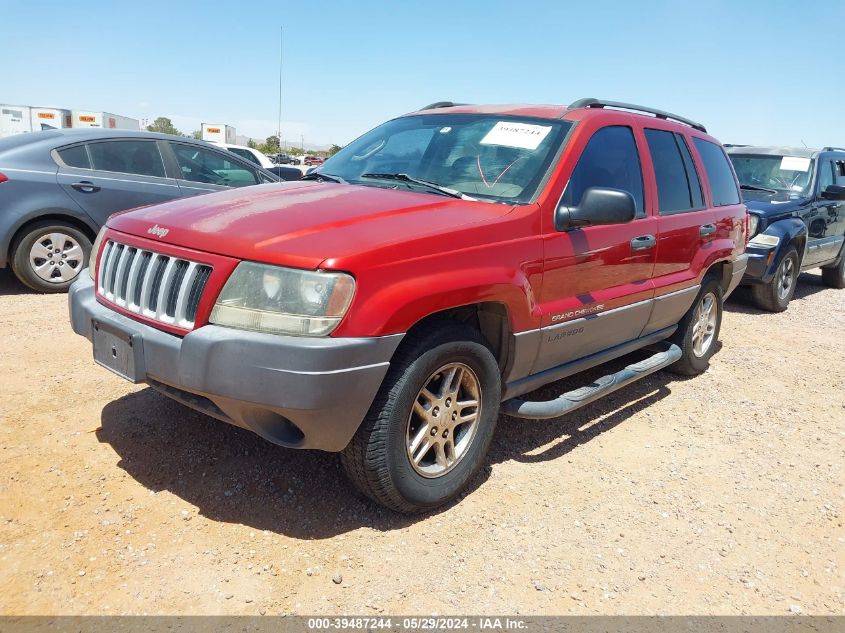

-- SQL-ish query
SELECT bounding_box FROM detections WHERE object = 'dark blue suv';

[727,146,845,311]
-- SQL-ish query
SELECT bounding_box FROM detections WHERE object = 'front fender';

[744,218,807,284]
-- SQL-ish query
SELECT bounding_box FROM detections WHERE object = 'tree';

[247,138,258,149]
[191,130,202,140]
[146,117,182,136]
[329,144,344,156]
[263,135,280,154]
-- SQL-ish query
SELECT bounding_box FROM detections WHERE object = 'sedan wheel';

[29,232,85,283]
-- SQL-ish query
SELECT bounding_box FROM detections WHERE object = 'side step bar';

[502,344,682,420]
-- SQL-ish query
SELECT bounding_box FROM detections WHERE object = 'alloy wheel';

[406,362,481,478]
[691,292,718,358]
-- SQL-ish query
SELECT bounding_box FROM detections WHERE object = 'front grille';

[97,240,213,329]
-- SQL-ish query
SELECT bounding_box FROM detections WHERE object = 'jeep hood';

[741,189,806,217]
[107,181,515,269]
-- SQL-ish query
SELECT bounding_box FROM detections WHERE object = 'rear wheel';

[11,221,91,293]
[669,277,723,376]
[340,322,501,513]
[751,246,799,312]
[821,249,845,289]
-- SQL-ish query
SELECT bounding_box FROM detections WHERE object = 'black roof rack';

[823,146,845,152]
[569,98,707,133]
[419,101,468,110]
[723,144,749,148]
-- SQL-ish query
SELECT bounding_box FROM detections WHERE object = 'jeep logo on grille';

[147,224,169,238]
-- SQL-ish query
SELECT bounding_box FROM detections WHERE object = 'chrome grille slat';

[95,240,212,330]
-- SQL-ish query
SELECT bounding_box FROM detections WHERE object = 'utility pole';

[301,134,304,152]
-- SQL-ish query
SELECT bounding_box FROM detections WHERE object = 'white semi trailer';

[71,111,140,130]
[0,105,32,137]
[201,123,236,144]
[30,107,72,132]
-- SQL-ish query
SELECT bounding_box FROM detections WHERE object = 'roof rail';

[723,143,749,148]
[569,98,707,133]
[823,146,845,152]
[419,101,468,110]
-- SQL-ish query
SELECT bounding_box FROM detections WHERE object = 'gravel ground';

[0,268,842,615]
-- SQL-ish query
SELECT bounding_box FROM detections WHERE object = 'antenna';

[277,25,283,178]
[801,139,808,148]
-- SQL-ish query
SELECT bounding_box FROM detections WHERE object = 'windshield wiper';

[740,184,778,194]
[361,172,465,199]
[301,172,347,184]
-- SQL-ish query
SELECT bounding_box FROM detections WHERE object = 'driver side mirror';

[821,184,845,201]
[556,187,637,231]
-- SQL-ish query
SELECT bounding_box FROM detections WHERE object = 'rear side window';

[561,125,645,217]
[693,138,741,206]
[88,140,166,178]
[57,144,91,169]
[645,129,704,214]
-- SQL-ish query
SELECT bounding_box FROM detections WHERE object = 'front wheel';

[751,246,799,312]
[340,322,501,513]
[669,277,723,376]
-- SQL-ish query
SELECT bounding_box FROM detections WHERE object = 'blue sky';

[2,0,843,149]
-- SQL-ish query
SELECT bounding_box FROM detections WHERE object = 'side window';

[561,126,645,217]
[835,160,845,186]
[818,160,835,193]
[675,134,704,209]
[88,140,166,178]
[692,138,741,206]
[228,147,261,166]
[645,129,703,214]
[57,144,91,169]
[171,144,258,188]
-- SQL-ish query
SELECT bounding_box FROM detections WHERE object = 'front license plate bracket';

[92,320,146,383]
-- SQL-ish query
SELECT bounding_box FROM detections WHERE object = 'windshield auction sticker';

[780,156,811,172]
[480,121,552,150]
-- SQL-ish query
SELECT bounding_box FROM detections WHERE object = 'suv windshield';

[320,114,571,203]
[729,154,815,196]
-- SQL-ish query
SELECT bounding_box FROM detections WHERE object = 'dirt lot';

[0,268,842,616]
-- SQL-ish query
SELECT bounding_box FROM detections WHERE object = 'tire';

[751,246,799,312]
[821,250,845,289]
[340,321,501,513]
[668,276,723,376]
[11,220,92,293]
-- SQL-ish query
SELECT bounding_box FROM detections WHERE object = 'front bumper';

[69,275,403,451]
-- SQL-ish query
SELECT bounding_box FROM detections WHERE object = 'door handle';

[699,223,717,237]
[630,235,656,251]
[71,181,100,193]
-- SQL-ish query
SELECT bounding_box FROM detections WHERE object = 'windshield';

[319,114,571,203]
[729,154,815,196]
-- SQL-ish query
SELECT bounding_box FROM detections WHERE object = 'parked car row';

[3,97,842,513]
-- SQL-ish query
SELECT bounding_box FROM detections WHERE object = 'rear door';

[645,134,742,334]
[55,139,180,226]
[536,121,658,373]
[165,142,263,197]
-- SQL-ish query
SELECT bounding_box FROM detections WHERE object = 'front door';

[536,124,657,374]
[805,157,845,266]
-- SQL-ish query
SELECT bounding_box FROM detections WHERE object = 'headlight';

[748,214,760,238]
[209,262,355,336]
[88,226,108,279]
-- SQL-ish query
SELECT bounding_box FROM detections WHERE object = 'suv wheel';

[821,249,845,289]
[11,221,92,293]
[669,277,723,376]
[751,246,799,312]
[340,321,501,513]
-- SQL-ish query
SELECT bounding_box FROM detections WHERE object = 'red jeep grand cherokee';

[69,99,748,512]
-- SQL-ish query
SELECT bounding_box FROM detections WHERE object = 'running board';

[502,344,682,420]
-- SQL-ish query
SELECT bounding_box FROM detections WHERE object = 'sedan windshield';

[318,114,571,203]
[729,154,814,195]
